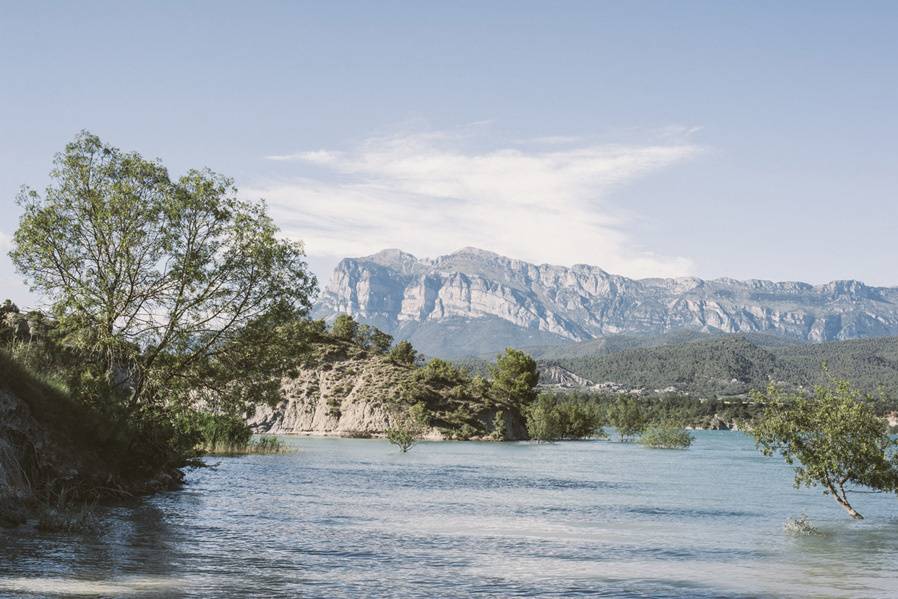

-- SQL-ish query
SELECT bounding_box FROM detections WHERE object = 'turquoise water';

[2,432,897,597]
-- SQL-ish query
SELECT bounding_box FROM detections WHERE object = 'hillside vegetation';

[547,334,898,401]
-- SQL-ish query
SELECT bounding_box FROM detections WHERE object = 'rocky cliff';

[314,247,898,358]
[249,345,411,436]
[249,336,528,440]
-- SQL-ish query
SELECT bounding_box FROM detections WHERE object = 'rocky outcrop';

[314,247,898,357]
[249,338,528,440]
[249,352,412,436]
[538,365,596,388]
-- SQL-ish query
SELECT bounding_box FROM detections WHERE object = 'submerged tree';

[608,398,646,442]
[525,392,605,442]
[640,423,693,449]
[10,132,317,466]
[385,402,428,453]
[752,379,898,519]
[525,394,563,443]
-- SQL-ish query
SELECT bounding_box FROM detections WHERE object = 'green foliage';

[7,132,316,476]
[548,334,898,402]
[525,394,563,442]
[550,336,775,398]
[188,413,252,452]
[0,349,190,491]
[170,411,287,455]
[389,340,418,366]
[640,424,694,449]
[357,324,393,354]
[752,378,898,519]
[607,397,647,441]
[556,400,606,439]
[331,314,359,341]
[397,357,498,439]
[491,348,539,406]
[417,358,471,386]
[525,393,605,442]
[491,411,507,440]
[385,402,428,452]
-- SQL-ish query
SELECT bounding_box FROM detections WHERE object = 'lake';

[2,432,897,598]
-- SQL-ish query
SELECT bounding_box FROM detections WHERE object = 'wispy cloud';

[265,150,343,163]
[249,128,702,278]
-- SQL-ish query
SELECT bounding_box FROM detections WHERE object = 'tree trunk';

[835,495,863,520]
[827,482,864,519]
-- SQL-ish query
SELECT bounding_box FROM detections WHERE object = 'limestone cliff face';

[538,365,595,388]
[249,339,528,439]
[314,247,898,357]
[249,352,411,436]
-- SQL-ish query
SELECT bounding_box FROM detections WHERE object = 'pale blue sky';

[2,1,898,304]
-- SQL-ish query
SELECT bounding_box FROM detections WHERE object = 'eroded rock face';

[249,341,529,440]
[249,354,409,436]
[538,365,595,388]
[315,247,898,356]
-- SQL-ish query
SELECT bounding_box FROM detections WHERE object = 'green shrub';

[639,424,693,449]
[389,340,417,366]
[386,403,428,452]
[608,398,647,442]
[526,393,605,442]
[491,411,507,440]
[526,395,563,442]
[187,413,252,454]
[331,314,358,341]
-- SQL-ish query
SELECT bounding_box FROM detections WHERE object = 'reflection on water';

[1,432,897,598]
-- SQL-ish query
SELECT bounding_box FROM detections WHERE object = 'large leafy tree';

[491,348,539,406]
[10,132,317,418]
[752,379,898,519]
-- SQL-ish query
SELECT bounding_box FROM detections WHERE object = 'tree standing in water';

[608,398,646,442]
[385,403,428,453]
[752,378,898,519]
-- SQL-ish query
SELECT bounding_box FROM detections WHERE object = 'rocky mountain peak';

[359,248,424,275]
[314,248,898,358]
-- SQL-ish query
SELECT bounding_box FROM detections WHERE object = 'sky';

[2,1,898,306]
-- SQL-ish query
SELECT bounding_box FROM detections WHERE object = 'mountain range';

[313,247,898,359]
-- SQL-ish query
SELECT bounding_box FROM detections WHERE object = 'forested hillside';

[544,335,898,399]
